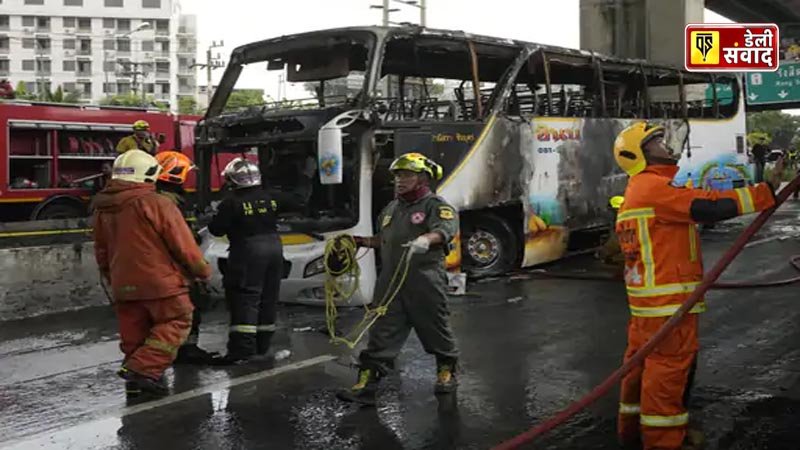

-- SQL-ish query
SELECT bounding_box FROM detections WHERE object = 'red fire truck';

[0,101,231,221]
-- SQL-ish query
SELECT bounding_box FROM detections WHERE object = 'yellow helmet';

[613,121,665,176]
[609,196,624,210]
[112,149,161,183]
[389,152,443,181]
[133,120,150,131]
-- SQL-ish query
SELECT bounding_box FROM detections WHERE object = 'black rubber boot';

[117,367,169,397]
[435,363,458,394]
[173,344,220,365]
[336,367,380,406]
[124,381,142,397]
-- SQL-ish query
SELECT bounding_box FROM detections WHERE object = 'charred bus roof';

[205,26,735,118]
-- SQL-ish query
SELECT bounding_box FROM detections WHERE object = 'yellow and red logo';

[685,23,779,72]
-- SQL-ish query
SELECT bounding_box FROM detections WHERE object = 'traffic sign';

[745,61,800,105]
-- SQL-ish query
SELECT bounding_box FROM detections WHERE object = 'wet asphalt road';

[3,204,800,449]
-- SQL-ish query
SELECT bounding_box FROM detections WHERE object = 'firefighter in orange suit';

[613,122,782,450]
[92,149,212,398]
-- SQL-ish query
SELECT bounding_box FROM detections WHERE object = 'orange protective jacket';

[92,180,211,302]
[616,165,776,317]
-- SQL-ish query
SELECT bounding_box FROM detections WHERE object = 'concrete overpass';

[580,0,800,110]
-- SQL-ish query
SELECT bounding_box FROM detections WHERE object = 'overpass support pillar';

[580,0,705,67]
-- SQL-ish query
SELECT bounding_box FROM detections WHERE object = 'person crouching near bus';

[154,150,221,365]
[206,158,284,365]
[117,120,159,156]
[337,152,460,406]
[613,122,782,450]
[92,149,212,397]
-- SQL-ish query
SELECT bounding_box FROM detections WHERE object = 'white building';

[0,0,198,110]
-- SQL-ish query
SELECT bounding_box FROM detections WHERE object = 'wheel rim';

[466,230,500,267]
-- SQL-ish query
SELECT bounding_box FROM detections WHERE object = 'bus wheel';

[462,214,519,278]
[33,201,86,220]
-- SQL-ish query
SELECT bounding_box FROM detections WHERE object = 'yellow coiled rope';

[324,234,414,349]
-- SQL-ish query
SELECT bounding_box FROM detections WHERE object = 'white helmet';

[112,149,161,183]
[222,157,261,188]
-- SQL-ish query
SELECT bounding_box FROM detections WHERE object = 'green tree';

[63,90,81,104]
[51,85,64,103]
[747,131,772,147]
[746,111,800,149]
[224,89,265,111]
[15,81,37,100]
[178,96,200,114]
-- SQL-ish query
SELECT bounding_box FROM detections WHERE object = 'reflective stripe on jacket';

[616,165,775,317]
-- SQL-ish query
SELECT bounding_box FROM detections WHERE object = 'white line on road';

[0,354,338,449]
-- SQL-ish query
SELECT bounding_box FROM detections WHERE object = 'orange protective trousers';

[115,294,193,379]
[618,314,698,450]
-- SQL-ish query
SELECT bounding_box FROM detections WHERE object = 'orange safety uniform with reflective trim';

[616,164,775,450]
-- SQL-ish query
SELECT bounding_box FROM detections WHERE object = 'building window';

[155,19,168,33]
[22,38,34,49]
[63,17,75,28]
[103,39,114,50]
[117,82,131,93]
[0,37,9,52]
[25,82,36,93]
[36,38,51,52]
[25,0,45,5]
[103,60,116,72]
[117,19,130,32]
[63,60,76,71]
[22,16,35,27]
[77,60,91,75]
[79,39,91,54]
[63,82,76,92]
[77,17,91,30]
[81,82,92,96]
[103,82,115,93]
[22,60,35,71]
[104,0,123,7]
[63,39,75,49]
[116,39,130,52]
[1,15,11,30]
[103,18,114,28]
[37,17,50,30]
[64,0,83,5]
[142,0,160,7]
[0,60,10,74]
[36,59,51,74]
[141,40,154,52]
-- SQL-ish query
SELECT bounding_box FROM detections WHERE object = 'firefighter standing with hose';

[207,158,283,365]
[613,122,782,450]
[336,152,459,406]
[92,149,212,397]
[154,151,220,364]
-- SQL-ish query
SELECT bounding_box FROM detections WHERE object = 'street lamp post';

[116,22,151,104]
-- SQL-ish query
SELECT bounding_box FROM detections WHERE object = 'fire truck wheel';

[461,214,519,278]
[33,202,86,220]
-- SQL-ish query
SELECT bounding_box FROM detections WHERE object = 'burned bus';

[195,26,747,305]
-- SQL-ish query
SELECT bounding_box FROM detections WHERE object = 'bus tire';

[32,198,87,220]
[461,213,519,278]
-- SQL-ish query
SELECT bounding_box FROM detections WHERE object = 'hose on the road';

[492,174,800,450]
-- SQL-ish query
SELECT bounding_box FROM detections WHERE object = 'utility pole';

[382,0,390,25]
[117,60,147,100]
[191,40,224,106]
[420,0,427,27]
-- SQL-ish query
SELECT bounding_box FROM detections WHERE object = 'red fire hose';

[492,175,800,450]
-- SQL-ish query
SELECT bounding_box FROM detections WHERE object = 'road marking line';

[119,354,337,417]
[0,354,337,448]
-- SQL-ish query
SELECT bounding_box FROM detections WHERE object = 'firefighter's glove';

[406,236,431,255]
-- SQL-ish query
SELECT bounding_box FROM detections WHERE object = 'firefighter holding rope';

[336,153,460,406]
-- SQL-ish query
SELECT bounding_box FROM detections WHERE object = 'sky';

[179,0,796,110]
